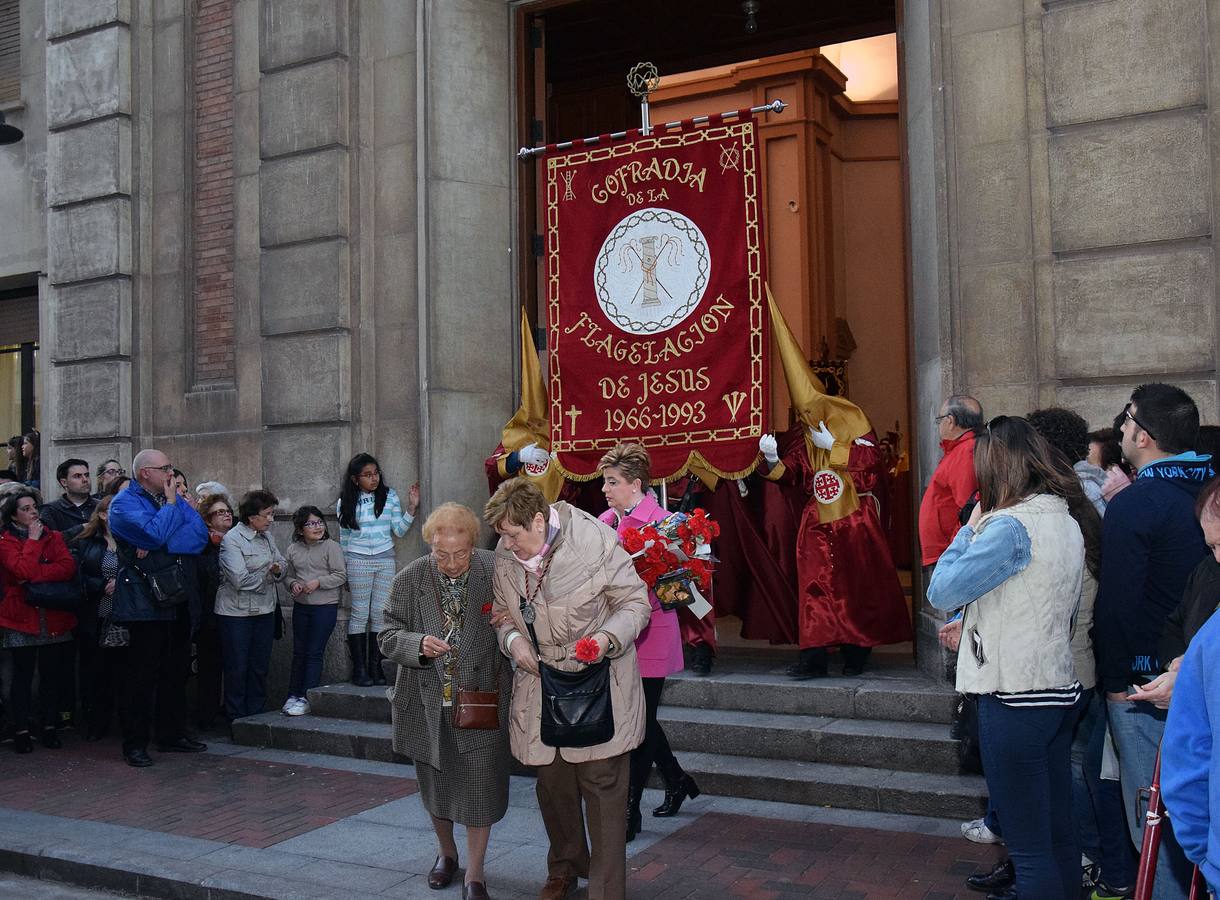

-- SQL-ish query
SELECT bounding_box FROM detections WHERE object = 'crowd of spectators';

[924,382,1219,900]
[0,448,418,769]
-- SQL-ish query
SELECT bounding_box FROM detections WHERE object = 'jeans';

[288,603,338,698]
[978,694,1083,900]
[1107,697,1195,900]
[217,612,275,720]
[1074,689,1138,887]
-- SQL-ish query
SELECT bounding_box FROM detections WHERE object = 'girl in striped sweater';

[337,453,419,685]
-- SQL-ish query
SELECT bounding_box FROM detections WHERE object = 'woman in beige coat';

[380,503,511,900]
[485,478,651,900]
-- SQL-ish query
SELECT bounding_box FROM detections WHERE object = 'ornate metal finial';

[627,62,661,99]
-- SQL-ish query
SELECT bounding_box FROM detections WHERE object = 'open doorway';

[515,1,914,661]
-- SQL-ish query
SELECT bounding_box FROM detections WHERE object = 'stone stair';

[231,652,988,821]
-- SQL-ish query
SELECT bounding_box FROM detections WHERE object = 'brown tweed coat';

[380,549,512,773]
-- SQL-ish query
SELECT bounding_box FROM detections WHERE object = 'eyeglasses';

[141,464,173,474]
[303,520,325,529]
[101,467,124,476]
[933,414,951,424]
[208,509,233,519]
[1119,403,1157,441]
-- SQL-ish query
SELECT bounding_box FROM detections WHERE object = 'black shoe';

[41,727,62,749]
[124,748,154,767]
[156,737,207,753]
[13,731,32,754]
[626,785,643,842]
[785,648,828,680]
[985,889,1017,900]
[840,644,870,676]
[652,772,700,817]
[689,645,713,677]
[967,859,1015,893]
[369,632,388,686]
[348,634,373,687]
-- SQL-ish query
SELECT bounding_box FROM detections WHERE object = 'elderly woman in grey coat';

[380,503,511,900]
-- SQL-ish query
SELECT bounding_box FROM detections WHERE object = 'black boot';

[368,632,387,686]
[626,785,643,842]
[689,644,713,677]
[785,647,828,680]
[839,644,871,677]
[652,771,700,818]
[348,634,373,687]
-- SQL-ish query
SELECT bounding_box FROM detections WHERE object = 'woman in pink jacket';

[598,442,699,844]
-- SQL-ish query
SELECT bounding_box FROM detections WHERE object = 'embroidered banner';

[544,118,769,481]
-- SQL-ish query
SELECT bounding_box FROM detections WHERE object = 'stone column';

[416,0,515,524]
[43,0,136,475]
[258,0,354,501]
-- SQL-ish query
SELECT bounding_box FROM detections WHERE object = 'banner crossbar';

[517,99,787,162]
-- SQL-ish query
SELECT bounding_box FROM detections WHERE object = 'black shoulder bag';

[116,541,189,609]
[520,558,614,749]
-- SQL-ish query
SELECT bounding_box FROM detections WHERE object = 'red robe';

[767,426,912,650]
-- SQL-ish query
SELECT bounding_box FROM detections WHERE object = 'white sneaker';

[281,696,298,714]
[287,699,310,717]
[961,818,1003,844]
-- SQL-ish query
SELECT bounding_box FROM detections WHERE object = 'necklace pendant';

[522,604,536,625]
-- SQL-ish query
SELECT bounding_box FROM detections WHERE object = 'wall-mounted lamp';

[0,111,23,145]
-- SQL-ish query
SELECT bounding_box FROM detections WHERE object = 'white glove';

[854,436,874,447]
[809,421,835,450]
[517,442,549,466]
[759,434,779,466]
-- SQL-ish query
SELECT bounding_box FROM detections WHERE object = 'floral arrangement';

[573,635,602,664]
[620,509,719,594]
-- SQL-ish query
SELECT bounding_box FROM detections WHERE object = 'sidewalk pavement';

[0,732,1003,899]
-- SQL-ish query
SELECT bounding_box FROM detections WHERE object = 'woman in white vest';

[928,415,1102,900]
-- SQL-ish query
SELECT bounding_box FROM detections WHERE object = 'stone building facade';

[1,0,1217,672]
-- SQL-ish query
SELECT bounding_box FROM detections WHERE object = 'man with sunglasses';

[1095,383,1214,900]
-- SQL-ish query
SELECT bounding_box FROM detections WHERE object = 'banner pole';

[517,100,787,161]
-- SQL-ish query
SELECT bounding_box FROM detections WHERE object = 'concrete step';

[304,669,957,727]
[656,706,961,775]
[229,712,987,820]
[661,669,957,724]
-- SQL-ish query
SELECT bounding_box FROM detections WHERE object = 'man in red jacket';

[919,395,982,568]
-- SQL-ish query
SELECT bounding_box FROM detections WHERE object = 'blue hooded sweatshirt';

[1093,452,1214,693]
[1162,610,1220,890]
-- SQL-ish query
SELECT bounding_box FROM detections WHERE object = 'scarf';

[515,506,561,574]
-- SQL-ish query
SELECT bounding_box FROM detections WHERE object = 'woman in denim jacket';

[928,416,1101,900]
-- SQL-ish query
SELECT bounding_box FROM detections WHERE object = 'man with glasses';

[1095,383,1214,900]
[919,395,984,570]
[108,448,210,767]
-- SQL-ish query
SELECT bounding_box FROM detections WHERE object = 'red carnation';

[573,635,601,664]
[621,528,647,554]
[481,602,493,615]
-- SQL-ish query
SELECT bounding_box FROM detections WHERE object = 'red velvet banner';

[544,118,769,481]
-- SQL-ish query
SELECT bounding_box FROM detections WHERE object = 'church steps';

[228,712,987,821]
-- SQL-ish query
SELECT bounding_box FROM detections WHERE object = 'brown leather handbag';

[452,688,499,730]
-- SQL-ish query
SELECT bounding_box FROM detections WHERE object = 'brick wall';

[192,0,235,384]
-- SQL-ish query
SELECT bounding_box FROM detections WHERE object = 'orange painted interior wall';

[651,41,909,448]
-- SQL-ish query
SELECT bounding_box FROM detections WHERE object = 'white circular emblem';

[523,459,550,478]
[813,469,844,505]
[593,208,711,335]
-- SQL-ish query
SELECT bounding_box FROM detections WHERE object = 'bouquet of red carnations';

[620,509,719,611]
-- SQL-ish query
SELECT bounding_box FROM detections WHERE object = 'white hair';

[195,480,229,500]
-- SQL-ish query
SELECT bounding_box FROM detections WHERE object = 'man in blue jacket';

[1162,611,1219,896]
[1096,383,1213,899]
[110,448,209,767]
